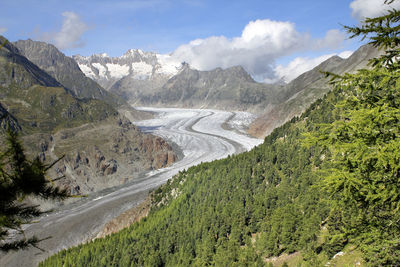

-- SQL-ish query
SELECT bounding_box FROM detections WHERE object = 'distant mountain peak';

[122,49,154,59]
[13,39,127,108]
[223,65,255,82]
[74,49,182,90]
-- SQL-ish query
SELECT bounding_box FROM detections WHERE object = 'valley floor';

[0,107,262,267]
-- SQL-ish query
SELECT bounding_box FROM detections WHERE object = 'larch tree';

[0,113,70,251]
[304,1,400,265]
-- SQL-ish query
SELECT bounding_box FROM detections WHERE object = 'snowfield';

[0,108,262,267]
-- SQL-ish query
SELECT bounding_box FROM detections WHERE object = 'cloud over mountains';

[274,51,353,83]
[36,1,396,83]
[36,11,89,50]
[171,19,346,82]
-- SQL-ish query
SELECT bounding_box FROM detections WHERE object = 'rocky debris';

[140,135,177,169]
[94,148,106,168]
[26,119,179,197]
[75,152,81,164]
[100,159,118,175]
[153,151,177,169]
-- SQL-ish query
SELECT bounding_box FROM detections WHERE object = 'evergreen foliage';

[0,121,69,251]
[304,3,400,264]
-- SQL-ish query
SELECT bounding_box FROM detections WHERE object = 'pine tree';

[0,115,70,251]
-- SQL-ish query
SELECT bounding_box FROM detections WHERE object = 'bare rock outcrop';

[22,116,177,198]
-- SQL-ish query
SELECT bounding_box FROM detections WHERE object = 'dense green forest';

[40,8,400,267]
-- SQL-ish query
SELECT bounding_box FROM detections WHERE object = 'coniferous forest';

[40,8,400,267]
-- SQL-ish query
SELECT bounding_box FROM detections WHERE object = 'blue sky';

[1,0,398,82]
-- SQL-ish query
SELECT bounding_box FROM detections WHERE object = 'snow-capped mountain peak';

[73,49,182,90]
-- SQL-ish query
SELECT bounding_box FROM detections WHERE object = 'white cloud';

[338,50,353,59]
[0,27,7,35]
[313,29,346,50]
[273,50,354,83]
[274,55,335,83]
[350,0,400,20]
[171,19,346,80]
[38,12,89,50]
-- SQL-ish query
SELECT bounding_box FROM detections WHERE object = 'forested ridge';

[40,8,400,267]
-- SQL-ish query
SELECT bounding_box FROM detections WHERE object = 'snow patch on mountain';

[73,49,183,90]
[92,63,107,78]
[77,63,96,79]
[106,63,130,79]
[156,54,182,76]
[131,62,153,79]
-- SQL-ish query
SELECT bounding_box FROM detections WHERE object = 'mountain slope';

[0,38,64,90]
[249,44,382,137]
[74,50,281,112]
[138,64,279,111]
[0,36,177,197]
[13,39,133,108]
[75,45,379,123]
[1,36,116,133]
[74,44,382,143]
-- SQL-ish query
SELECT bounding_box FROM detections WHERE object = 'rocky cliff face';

[0,102,20,131]
[22,117,177,196]
[0,36,177,199]
[0,37,64,90]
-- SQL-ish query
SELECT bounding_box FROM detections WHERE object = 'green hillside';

[40,9,400,267]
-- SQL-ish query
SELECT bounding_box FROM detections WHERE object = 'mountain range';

[73,49,181,105]
[0,36,177,201]
[1,35,381,215]
[76,43,381,136]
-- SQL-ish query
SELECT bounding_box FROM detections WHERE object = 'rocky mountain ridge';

[141,63,280,112]
[13,39,149,121]
[74,49,375,117]
[249,44,382,137]
[75,49,280,111]
[73,49,181,93]
[75,43,380,137]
